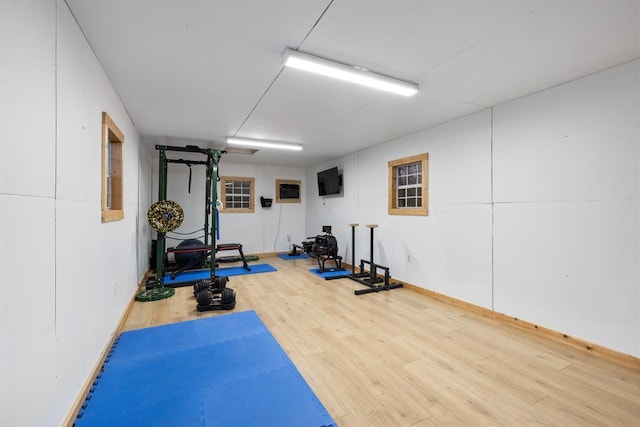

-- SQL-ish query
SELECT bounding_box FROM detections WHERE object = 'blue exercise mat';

[164,263,277,285]
[278,253,311,260]
[75,311,336,427]
[309,268,352,279]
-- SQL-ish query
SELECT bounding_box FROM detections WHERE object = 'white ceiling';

[66,0,639,167]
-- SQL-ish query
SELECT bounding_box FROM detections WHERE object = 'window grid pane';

[225,179,252,209]
[395,161,423,209]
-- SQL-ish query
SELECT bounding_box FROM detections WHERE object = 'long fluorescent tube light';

[226,137,303,151]
[282,48,418,97]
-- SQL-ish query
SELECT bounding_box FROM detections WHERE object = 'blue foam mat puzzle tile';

[108,311,265,363]
[83,335,293,417]
[164,263,277,284]
[277,253,311,259]
[77,394,208,427]
[75,310,336,427]
[200,366,335,426]
[309,268,352,279]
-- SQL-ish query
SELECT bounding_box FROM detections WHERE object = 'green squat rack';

[136,145,224,302]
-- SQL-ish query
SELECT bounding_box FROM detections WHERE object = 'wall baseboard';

[339,261,639,368]
[400,281,640,369]
[62,269,149,427]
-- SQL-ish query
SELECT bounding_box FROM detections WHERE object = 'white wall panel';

[387,204,493,309]
[413,110,492,205]
[55,2,105,202]
[493,61,639,203]
[0,0,56,198]
[491,60,640,357]
[56,1,143,205]
[53,199,124,425]
[0,194,56,426]
[493,201,639,355]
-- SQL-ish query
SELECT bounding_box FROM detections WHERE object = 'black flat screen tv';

[317,167,341,196]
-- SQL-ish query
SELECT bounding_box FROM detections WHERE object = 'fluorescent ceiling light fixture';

[226,137,303,151]
[282,48,418,97]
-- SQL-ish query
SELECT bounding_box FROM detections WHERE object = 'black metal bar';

[354,282,403,295]
[165,159,209,165]
[360,259,389,271]
[155,144,211,155]
[369,226,374,265]
[209,151,219,281]
[155,147,167,288]
[351,224,357,273]
[204,156,211,248]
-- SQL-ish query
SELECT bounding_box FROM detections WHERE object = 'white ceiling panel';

[296,0,552,79]
[301,95,487,163]
[65,0,639,166]
[421,0,640,107]
[66,0,332,142]
[235,67,383,144]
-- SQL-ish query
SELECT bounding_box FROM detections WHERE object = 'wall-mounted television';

[317,167,342,196]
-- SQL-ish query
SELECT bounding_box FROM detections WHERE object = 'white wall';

[492,60,640,357]
[306,110,494,308]
[153,159,306,255]
[0,1,152,425]
[306,60,640,357]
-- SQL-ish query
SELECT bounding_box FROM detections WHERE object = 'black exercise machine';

[291,226,344,273]
[332,223,403,295]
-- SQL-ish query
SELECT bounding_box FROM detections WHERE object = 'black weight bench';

[216,243,251,271]
[289,244,307,256]
[167,243,251,272]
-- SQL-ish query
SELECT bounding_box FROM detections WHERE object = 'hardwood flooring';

[123,256,640,426]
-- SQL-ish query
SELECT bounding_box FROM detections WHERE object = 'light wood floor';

[124,256,640,426]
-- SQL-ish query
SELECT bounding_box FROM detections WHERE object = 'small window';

[275,179,301,203]
[221,176,255,213]
[101,112,124,222]
[388,153,428,216]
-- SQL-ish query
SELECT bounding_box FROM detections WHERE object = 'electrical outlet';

[287,234,291,242]
[406,254,411,263]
